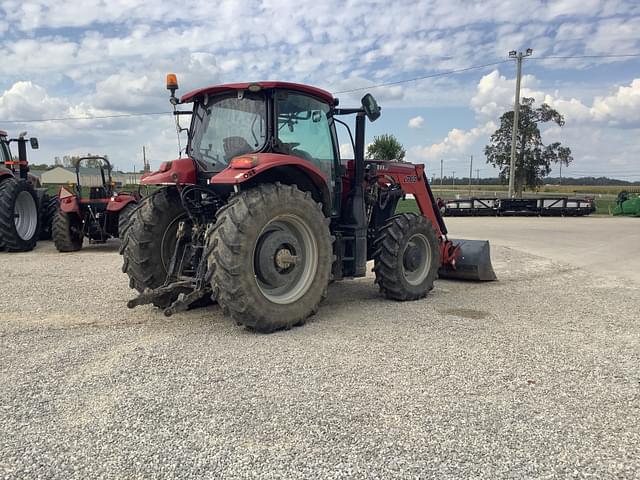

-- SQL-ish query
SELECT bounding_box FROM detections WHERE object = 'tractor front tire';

[53,211,84,252]
[0,177,40,252]
[120,188,187,297]
[207,183,332,333]
[373,213,441,301]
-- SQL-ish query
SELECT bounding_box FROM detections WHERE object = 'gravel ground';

[1,230,639,479]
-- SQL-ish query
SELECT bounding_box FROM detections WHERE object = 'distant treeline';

[430,176,640,186]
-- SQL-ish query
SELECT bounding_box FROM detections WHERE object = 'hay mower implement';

[121,77,496,332]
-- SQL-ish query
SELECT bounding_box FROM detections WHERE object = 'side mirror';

[361,93,381,122]
[30,137,39,149]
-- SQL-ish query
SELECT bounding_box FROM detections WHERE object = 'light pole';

[508,48,533,198]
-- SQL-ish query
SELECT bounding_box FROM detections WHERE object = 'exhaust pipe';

[438,239,497,281]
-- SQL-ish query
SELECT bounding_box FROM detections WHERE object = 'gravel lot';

[1,217,639,479]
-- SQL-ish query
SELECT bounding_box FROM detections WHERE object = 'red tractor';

[0,131,57,252]
[122,77,496,332]
[53,156,139,251]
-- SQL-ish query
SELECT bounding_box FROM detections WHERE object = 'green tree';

[366,134,406,161]
[485,97,573,196]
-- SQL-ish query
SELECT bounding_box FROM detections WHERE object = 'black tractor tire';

[52,210,84,252]
[0,177,40,252]
[373,212,441,301]
[39,194,59,240]
[117,201,138,240]
[120,187,187,299]
[207,183,333,333]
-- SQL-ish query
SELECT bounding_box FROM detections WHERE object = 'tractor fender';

[107,194,138,212]
[59,195,81,214]
[210,153,331,215]
[141,158,197,185]
[0,166,13,182]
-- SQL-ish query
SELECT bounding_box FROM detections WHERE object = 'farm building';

[37,167,141,186]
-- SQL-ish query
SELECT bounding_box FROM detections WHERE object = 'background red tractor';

[0,131,57,252]
[53,156,139,251]
[121,77,495,332]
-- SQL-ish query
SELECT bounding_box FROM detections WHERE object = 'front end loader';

[120,77,495,332]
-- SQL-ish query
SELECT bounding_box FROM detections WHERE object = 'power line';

[332,60,512,94]
[1,52,639,124]
[0,111,171,124]
[531,53,640,60]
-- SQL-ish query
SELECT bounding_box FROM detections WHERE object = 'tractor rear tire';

[207,183,332,333]
[117,202,138,240]
[120,188,187,301]
[373,213,440,301]
[39,194,59,240]
[0,177,40,252]
[53,211,84,252]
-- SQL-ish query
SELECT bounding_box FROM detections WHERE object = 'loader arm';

[367,160,496,281]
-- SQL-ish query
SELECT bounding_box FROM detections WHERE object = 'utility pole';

[452,171,456,188]
[440,159,443,186]
[476,168,480,185]
[559,162,562,185]
[469,155,473,196]
[508,48,533,198]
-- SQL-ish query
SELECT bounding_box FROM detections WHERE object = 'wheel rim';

[160,215,189,272]
[253,214,318,305]
[401,233,432,286]
[14,191,38,240]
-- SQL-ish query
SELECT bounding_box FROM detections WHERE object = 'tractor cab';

[167,80,342,196]
[73,156,114,206]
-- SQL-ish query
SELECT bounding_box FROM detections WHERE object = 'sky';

[0,0,639,180]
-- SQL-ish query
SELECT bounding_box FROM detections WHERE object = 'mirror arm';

[331,107,363,116]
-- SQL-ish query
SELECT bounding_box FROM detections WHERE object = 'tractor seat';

[223,136,253,162]
[89,186,108,199]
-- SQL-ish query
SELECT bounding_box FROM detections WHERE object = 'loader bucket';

[438,239,497,281]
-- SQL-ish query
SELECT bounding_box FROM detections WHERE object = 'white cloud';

[408,116,424,129]
[0,1,639,176]
[339,143,354,159]
[409,121,496,160]
[471,70,640,128]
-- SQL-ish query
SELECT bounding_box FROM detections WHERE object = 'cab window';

[276,92,336,184]
[0,139,10,164]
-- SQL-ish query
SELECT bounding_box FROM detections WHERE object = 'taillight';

[230,156,259,169]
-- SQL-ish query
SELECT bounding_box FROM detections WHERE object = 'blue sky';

[0,0,639,179]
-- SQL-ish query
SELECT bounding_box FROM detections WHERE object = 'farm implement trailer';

[442,196,596,217]
[121,77,496,332]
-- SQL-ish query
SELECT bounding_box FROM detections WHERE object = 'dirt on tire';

[207,183,332,333]
[53,210,83,252]
[373,212,440,301]
[120,187,187,302]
